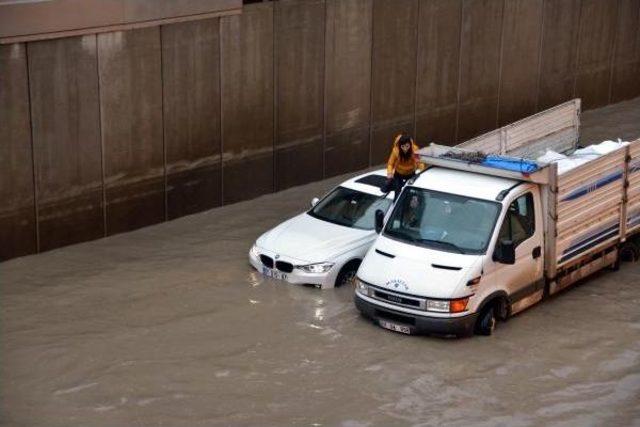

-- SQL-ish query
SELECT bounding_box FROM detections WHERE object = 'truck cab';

[354,167,545,336]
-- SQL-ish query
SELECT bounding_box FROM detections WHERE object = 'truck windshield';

[308,187,393,230]
[383,187,501,254]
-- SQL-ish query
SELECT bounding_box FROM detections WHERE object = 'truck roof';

[412,167,521,202]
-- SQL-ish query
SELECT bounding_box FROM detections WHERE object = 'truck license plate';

[379,319,411,334]
[262,266,287,281]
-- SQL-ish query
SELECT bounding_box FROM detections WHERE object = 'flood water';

[2,98,640,426]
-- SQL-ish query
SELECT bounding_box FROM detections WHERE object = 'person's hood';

[256,213,372,263]
[358,235,483,299]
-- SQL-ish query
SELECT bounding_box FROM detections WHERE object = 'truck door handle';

[532,246,541,259]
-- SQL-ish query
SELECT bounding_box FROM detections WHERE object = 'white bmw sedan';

[249,170,394,289]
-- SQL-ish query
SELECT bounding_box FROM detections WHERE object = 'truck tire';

[475,304,496,336]
[335,260,361,288]
[620,241,640,263]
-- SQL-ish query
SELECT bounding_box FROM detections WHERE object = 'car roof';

[341,169,390,197]
[412,167,521,201]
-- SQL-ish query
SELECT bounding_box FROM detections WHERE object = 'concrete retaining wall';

[1,0,639,260]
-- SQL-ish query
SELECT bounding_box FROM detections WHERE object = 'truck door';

[494,191,544,302]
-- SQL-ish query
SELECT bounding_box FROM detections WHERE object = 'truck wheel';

[475,304,496,336]
[335,260,361,288]
[620,241,640,262]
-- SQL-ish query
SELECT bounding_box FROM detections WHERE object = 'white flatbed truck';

[354,99,640,336]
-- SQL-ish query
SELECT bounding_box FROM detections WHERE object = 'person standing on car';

[384,133,425,200]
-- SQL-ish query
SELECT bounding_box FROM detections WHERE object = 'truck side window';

[497,193,535,247]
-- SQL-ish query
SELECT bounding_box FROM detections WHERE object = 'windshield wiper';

[417,238,466,254]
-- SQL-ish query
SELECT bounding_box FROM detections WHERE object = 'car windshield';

[308,187,393,230]
[383,187,501,254]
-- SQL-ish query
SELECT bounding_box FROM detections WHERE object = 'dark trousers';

[383,171,415,201]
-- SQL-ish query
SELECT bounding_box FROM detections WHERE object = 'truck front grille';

[373,290,421,307]
[360,281,428,310]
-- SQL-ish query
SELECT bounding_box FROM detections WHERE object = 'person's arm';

[386,147,398,178]
[412,142,427,171]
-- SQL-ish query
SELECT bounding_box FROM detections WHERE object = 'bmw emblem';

[275,254,280,260]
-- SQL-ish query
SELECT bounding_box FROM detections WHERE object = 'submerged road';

[2,98,640,426]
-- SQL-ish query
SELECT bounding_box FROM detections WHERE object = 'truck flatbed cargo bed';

[417,98,640,288]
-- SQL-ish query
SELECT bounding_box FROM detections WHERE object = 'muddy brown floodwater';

[2,98,640,427]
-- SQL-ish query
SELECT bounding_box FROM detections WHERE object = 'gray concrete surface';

[1,98,640,426]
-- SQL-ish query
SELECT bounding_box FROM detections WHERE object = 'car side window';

[497,192,535,247]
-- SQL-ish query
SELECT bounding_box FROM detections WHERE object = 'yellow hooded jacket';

[386,134,426,176]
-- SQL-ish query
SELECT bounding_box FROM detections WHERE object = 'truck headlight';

[425,297,469,313]
[426,299,449,313]
[355,278,368,293]
[297,262,334,274]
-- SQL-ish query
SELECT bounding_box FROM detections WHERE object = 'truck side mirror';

[375,209,385,234]
[493,239,516,264]
[310,197,320,207]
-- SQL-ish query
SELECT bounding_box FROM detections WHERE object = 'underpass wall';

[1,0,639,260]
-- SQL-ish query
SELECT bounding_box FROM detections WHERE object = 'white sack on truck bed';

[537,139,629,174]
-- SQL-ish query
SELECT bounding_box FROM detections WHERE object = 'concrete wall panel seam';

[607,0,622,104]
[412,0,421,139]
[24,42,40,253]
[219,19,225,205]
[321,0,327,179]
[160,26,168,221]
[273,1,278,192]
[453,1,464,143]
[572,0,584,98]
[495,0,506,127]
[534,0,547,111]
[368,0,375,166]
[96,35,107,238]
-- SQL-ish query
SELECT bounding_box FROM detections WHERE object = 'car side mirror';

[311,197,319,207]
[493,239,516,264]
[375,209,385,234]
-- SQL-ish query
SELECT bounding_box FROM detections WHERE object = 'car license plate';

[262,266,287,281]
[379,319,411,334]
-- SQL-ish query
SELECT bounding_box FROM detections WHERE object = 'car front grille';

[275,261,293,273]
[260,255,293,273]
[260,255,274,269]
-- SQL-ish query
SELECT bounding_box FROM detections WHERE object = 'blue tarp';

[482,155,540,174]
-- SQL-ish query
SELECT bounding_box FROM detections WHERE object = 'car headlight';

[297,262,334,273]
[250,244,260,258]
[355,278,368,293]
